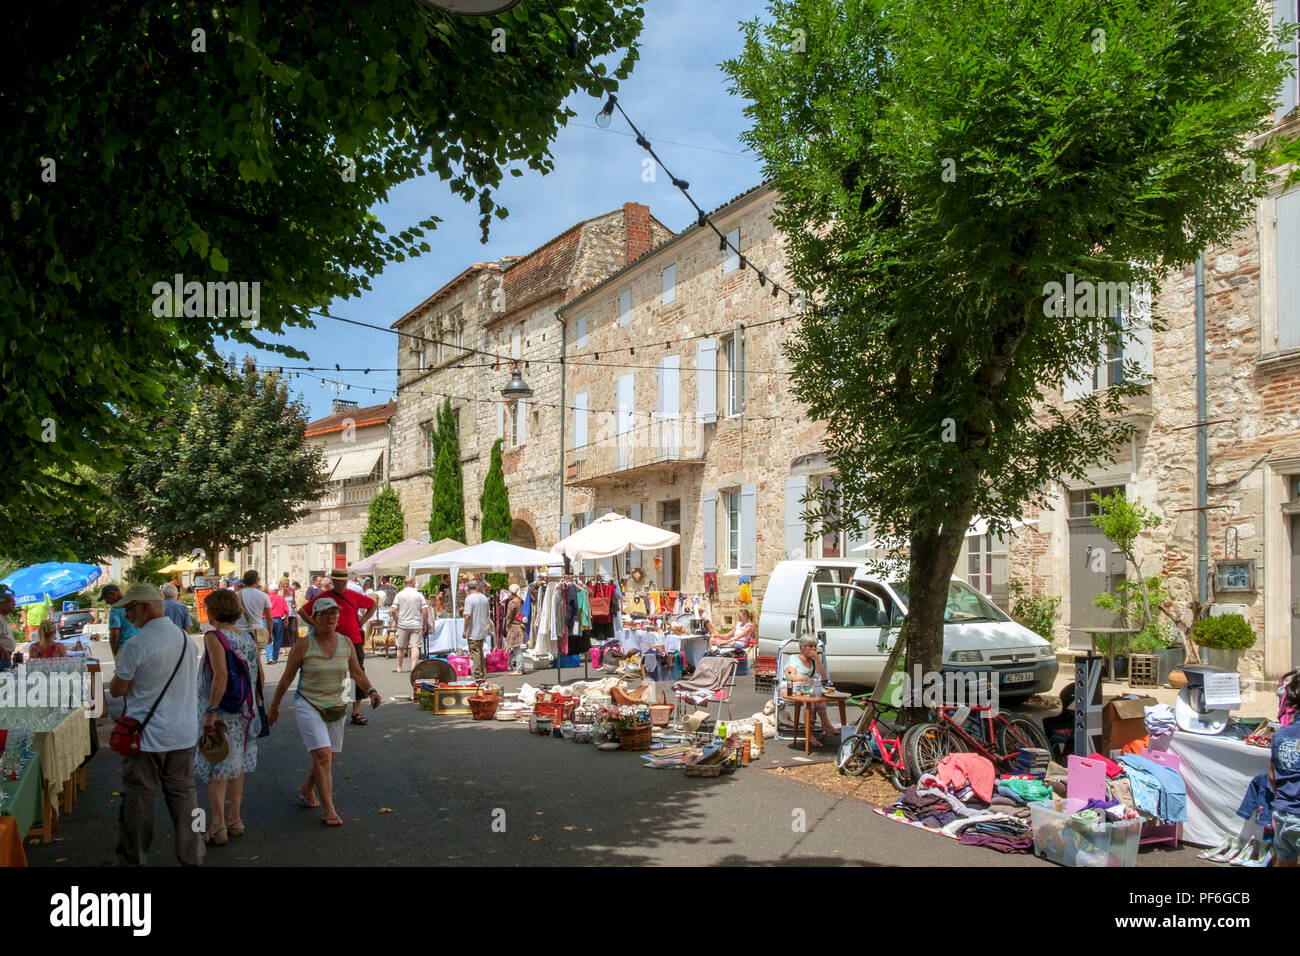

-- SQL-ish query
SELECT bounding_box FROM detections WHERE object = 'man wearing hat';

[0,585,16,669]
[299,569,376,725]
[101,584,138,657]
[106,583,202,866]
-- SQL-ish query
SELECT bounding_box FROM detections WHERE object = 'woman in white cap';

[267,596,380,827]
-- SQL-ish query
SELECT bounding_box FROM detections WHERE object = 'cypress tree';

[362,486,406,557]
[480,438,512,589]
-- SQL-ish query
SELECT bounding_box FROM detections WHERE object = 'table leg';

[804,705,813,756]
[836,701,847,731]
[41,790,55,843]
[791,703,801,749]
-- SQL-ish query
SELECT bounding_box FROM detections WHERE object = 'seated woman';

[784,634,838,745]
[707,608,756,652]
[28,619,68,659]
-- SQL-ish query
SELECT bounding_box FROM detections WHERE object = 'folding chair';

[672,657,738,729]
[772,639,830,743]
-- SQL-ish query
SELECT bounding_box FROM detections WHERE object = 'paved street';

[27,642,1211,867]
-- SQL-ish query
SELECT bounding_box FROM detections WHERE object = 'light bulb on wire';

[595,95,617,129]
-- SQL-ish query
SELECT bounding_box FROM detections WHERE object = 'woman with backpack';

[197,588,263,846]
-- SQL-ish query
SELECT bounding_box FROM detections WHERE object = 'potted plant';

[1189,613,1256,672]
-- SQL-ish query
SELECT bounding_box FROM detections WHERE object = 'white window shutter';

[736,330,746,412]
[1126,283,1154,384]
[1276,0,1299,122]
[783,476,808,560]
[516,398,528,445]
[574,393,588,447]
[662,263,676,304]
[618,289,631,326]
[559,514,571,547]
[701,491,717,572]
[496,402,504,439]
[739,483,757,573]
[697,339,717,423]
[723,228,740,273]
[1062,359,1093,401]
[846,514,870,559]
[511,329,522,359]
[628,503,642,568]
[1279,189,1300,350]
[575,314,588,349]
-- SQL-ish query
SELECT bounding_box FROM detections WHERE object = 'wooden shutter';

[701,491,717,572]
[783,476,808,560]
[618,289,631,326]
[575,314,588,349]
[1279,189,1300,350]
[739,483,757,573]
[723,228,740,273]
[697,339,717,424]
[574,393,588,448]
[662,263,676,304]
[1277,0,1299,122]
[515,398,528,445]
[1126,283,1154,383]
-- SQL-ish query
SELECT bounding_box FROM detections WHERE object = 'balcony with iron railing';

[566,414,706,487]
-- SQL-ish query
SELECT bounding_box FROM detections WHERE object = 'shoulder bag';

[110,634,188,757]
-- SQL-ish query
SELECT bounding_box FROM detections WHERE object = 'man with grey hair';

[161,584,191,633]
[108,583,202,866]
[391,576,428,673]
[462,578,490,680]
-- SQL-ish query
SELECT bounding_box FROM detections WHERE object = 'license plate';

[1003,671,1035,684]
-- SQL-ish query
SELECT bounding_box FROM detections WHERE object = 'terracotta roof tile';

[305,401,398,437]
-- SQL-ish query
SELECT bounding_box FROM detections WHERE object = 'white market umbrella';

[410,540,562,621]
[552,512,679,561]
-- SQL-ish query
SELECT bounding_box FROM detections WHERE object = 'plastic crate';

[1129,654,1159,689]
[1030,800,1142,867]
[533,695,579,724]
[754,675,776,693]
[755,655,778,677]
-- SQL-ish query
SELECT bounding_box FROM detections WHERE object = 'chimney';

[623,202,653,264]
[332,398,359,414]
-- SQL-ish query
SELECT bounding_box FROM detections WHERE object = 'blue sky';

[238,0,770,420]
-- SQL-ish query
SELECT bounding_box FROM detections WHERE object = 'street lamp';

[501,363,533,401]
[419,0,524,13]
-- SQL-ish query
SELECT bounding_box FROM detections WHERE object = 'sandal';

[351,713,368,725]
[204,828,228,846]
[227,822,245,837]
[323,814,343,827]
[295,790,321,809]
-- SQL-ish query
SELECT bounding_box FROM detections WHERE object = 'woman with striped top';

[268,596,380,827]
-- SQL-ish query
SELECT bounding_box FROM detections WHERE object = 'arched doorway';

[510,519,537,550]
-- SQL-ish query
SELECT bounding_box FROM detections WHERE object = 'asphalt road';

[29,647,1205,867]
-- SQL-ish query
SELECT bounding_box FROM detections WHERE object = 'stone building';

[257,399,397,583]
[385,204,672,551]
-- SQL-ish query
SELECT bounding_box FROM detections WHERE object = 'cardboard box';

[1101,695,1156,755]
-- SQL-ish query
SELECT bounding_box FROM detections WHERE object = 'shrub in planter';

[1189,614,1256,651]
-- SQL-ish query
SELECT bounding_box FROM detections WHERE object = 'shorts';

[396,626,421,650]
[294,695,345,754]
[1274,809,1300,865]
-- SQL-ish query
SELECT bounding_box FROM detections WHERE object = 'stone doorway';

[510,519,537,550]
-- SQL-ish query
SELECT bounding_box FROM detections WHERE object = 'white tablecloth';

[424,618,466,655]
[1167,732,1272,847]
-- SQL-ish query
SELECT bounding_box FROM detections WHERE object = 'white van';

[757,560,1058,699]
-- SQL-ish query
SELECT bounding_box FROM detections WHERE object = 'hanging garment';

[648,590,661,614]
[577,586,592,630]
[703,572,718,598]
[506,595,526,650]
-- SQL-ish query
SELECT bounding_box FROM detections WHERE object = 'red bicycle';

[904,705,1050,783]
[837,697,910,791]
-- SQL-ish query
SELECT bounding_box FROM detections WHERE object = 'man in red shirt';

[300,568,376,724]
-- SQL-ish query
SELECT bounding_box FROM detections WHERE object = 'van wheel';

[996,715,1050,753]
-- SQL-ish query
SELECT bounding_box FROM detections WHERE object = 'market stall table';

[0,708,92,841]
[786,694,849,755]
[1167,732,1271,847]
[424,618,467,655]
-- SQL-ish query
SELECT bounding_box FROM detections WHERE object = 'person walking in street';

[102,584,138,657]
[505,583,526,673]
[267,596,381,827]
[299,569,374,725]
[391,577,428,674]
[462,578,490,681]
[236,570,274,659]
[267,585,290,664]
[107,583,203,867]
[196,588,261,846]
[162,584,192,633]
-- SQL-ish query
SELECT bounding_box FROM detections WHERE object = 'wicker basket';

[619,723,652,751]
[648,690,675,728]
[684,762,725,778]
[611,680,653,707]
[469,696,501,720]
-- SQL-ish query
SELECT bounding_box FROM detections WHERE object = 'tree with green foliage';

[126,554,177,588]
[116,356,327,572]
[427,398,466,543]
[480,438,513,589]
[725,0,1292,705]
[362,486,406,557]
[0,1,645,547]
[3,466,137,566]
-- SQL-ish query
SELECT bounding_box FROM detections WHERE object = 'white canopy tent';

[355,537,465,578]
[552,512,680,561]
[409,540,563,621]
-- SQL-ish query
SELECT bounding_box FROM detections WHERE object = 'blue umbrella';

[0,562,103,606]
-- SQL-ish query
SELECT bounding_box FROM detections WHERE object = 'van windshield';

[893,580,1010,624]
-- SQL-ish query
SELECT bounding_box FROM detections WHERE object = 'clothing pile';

[880,755,1036,853]
[1118,753,1187,823]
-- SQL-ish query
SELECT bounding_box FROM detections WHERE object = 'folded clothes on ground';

[997,778,1055,803]
[959,831,1034,853]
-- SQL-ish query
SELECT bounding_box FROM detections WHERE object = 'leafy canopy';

[725,0,1294,673]
[0,1,645,545]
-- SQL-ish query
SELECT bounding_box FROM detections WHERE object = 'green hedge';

[1190,613,1256,650]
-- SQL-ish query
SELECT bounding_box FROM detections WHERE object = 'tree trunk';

[900,520,972,724]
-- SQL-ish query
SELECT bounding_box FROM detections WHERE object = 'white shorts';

[293,695,345,754]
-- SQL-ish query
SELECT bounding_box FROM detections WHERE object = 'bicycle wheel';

[903,722,958,783]
[890,768,908,792]
[838,734,874,777]
[996,715,1050,754]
